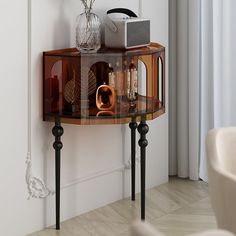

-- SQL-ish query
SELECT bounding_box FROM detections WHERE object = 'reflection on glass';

[158,57,163,104]
[114,61,124,103]
[45,75,59,112]
[96,111,115,117]
[138,60,147,97]
[128,60,138,103]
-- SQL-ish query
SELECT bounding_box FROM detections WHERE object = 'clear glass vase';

[76,8,101,53]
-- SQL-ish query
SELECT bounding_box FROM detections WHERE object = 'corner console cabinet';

[43,42,165,230]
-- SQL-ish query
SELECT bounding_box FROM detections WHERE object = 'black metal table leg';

[138,120,149,220]
[129,119,137,201]
[52,117,64,230]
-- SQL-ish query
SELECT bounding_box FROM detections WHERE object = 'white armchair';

[206,127,236,234]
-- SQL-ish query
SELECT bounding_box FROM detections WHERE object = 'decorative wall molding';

[62,165,125,189]
[26,0,53,199]
[61,155,141,189]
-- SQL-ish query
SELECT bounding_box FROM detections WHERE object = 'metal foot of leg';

[138,120,149,221]
[52,117,64,230]
[129,120,137,201]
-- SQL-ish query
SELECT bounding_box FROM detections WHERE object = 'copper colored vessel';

[96,84,116,111]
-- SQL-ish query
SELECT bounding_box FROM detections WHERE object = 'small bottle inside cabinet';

[43,43,165,125]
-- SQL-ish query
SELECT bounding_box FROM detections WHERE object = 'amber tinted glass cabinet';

[43,42,165,229]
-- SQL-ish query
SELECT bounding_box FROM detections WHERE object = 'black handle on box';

[107,8,138,18]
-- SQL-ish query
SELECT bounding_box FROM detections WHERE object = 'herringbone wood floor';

[29,178,216,236]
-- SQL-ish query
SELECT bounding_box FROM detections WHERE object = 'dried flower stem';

[80,0,95,11]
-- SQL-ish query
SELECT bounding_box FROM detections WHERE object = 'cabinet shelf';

[43,42,165,125]
[44,95,164,125]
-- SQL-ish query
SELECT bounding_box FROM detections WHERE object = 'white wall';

[0,0,168,235]
[0,1,45,235]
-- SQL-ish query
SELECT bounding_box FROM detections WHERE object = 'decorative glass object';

[127,60,138,106]
[76,8,101,53]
